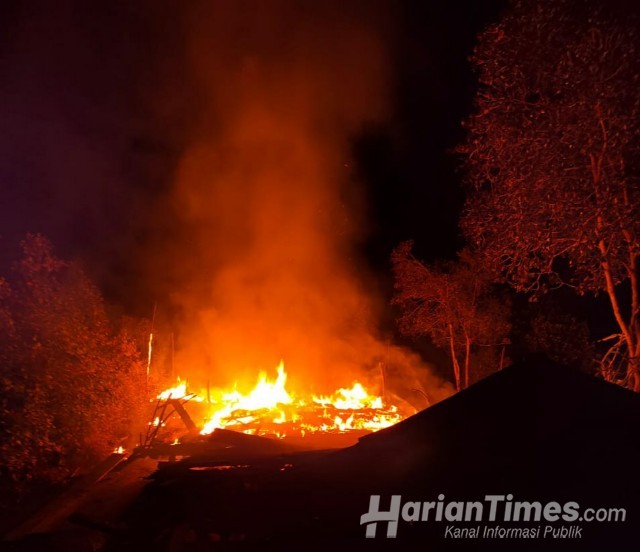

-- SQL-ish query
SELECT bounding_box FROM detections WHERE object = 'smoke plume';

[154,1,449,400]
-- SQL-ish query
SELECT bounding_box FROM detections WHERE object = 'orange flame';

[157,378,188,400]
[157,361,407,438]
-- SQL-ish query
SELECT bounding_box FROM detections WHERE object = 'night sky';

[0,0,504,319]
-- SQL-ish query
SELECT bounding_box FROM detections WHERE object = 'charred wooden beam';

[168,398,196,431]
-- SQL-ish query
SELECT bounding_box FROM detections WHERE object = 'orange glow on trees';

[460,2,640,390]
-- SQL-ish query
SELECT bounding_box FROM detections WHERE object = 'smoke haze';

[154,1,448,398]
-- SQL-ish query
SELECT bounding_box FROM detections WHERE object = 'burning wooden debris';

[145,361,412,447]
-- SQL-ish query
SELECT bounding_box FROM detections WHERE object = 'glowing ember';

[156,361,408,438]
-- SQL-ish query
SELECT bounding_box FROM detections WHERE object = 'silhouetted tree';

[460,0,640,389]
[510,297,595,372]
[0,235,147,496]
[392,243,511,390]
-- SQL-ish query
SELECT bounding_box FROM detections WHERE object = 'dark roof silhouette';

[330,356,640,483]
[294,357,640,549]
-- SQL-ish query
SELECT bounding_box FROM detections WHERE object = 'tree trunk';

[591,120,639,391]
[631,324,640,392]
[499,343,506,371]
[464,334,471,389]
[629,253,640,391]
[599,239,639,390]
[448,323,461,392]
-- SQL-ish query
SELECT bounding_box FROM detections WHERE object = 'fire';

[222,361,292,411]
[156,361,407,439]
[313,383,383,410]
[200,361,294,435]
[157,378,188,400]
